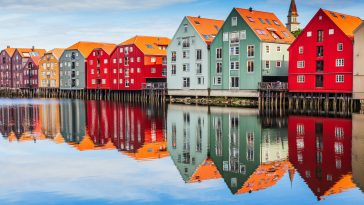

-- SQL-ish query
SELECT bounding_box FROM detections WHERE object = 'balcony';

[142,82,167,90]
[258,82,288,91]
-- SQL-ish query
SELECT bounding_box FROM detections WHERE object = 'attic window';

[214,25,220,31]
[272,20,280,26]
[194,21,200,25]
[259,18,265,24]
[282,31,290,37]
[146,44,154,49]
[330,12,338,18]
[256,29,266,35]
[203,35,210,40]
[270,31,281,39]
[247,17,255,22]
[341,15,346,20]
[266,19,272,25]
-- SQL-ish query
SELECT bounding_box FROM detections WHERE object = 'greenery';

[291,29,303,38]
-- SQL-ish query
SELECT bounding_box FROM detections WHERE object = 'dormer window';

[272,20,280,26]
[247,17,255,22]
[259,18,265,24]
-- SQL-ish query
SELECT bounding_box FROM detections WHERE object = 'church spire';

[287,0,300,32]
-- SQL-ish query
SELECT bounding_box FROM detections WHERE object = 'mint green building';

[209,8,295,97]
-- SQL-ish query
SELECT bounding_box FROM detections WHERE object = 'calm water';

[0,98,363,205]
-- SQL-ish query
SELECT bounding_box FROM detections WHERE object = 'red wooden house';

[288,9,362,93]
[86,44,116,90]
[110,36,170,90]
[288,116,353,200]
[21,56,41,89]
[0,47,16,88]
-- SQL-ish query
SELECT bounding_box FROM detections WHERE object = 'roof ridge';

[321,8,362,19]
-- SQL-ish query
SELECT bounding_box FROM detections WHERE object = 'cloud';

[0,0,195,12]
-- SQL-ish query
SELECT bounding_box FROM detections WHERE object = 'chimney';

[198,15,201,18]
[32,46,35,51]
[249,7,253,12]
[6,45,10,48]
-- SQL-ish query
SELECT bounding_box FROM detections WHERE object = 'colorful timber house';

[167,16,224,97]
[0,47,16,88]
[21,55,41,90]
[288,9,362,95]
[38,48,65,90]
[109,36,170,91]
[59,42,115,90]
[353,22,364,100]
[209,8,295,98]
[86,44,116,90]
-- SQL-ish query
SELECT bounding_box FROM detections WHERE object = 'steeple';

[286,0,300,32]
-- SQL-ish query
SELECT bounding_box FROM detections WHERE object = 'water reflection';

[0,99,363,204]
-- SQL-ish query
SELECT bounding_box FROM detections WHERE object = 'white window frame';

[276,61,282,68]
[299,46,304,54]
[297,61,305,68]
[336,59,344,67]
[297,75,305,83]
[232,17,238,26]
[336,75,344,83]
[337,43,343,51]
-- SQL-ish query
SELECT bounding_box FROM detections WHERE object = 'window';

[297,61,305,68]
[232,17,237,26]
[240,30,246,40]
[307,31,312,37]
[171,64,176,75]
[125,80,129,87]
[230,61,239,70]
[317,46,324,57]
[137,57,141,62]
[265,61,270,69]
[230,32,239,44]
[297,124,305,135]
[196,49,202,60]
[247,60,254,73]
[223,32,229,42]
[230,77,239,88]
[101,79,106,85]
[335,127,344,138]
[183,77,190,88]
[183,64,190,72]
[316,75,323,87]
[171,51,177,62]
[92,79,96,85]
[276,61,282,68]
[329,29,334,35]
[247,45,255,57]
[196,63,202,74]
[184,23,188,32]
[104,59,108,64]
[230,46,239,55]
[214,76,222,85]
[182,37,190,48]
[216,62,222,74]
[104,68,107,74]
[113,79,117,84]
[183,50,190,59]
[272,20,280,26]
[247,17,255,22]
[151,67,156,73]
[259,18,265,24]
[266,46,270,53]
[151,57,156,63]
[317,30,324,42]
[277,46,281,52]
[131,79,134,84]
[337,43,343,51]
[256,29,266,35]
[297,75,305,83]
[336,59,344,67]
[197,77,204,85]
[216,48,222,59]
[113,59,117,63]
[299,46,304,54]
[336,75,344,83]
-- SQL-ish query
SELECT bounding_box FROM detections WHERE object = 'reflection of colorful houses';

[39,99,61,139]
[209,107,288,194]
[167,105,217,182]
[352,114,364,192]
[60,99,86,144]
[288,116,354,200]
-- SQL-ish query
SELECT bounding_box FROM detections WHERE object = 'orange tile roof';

[237,160,292,194]
[186,16,224,45]
[322,174,356,199]
[322,9,362,38]
[46,48,65,60]
[53,133,65,144]
[30,56,41,66]
[236,8,295,44]
[188,158,222,183]
[93,44,116,55]
[66,41,116,58]
[123,141,169,160]
[3,48,16,57]
[8,131,17,142]
[16,48,46,58]
[121,36,170,56]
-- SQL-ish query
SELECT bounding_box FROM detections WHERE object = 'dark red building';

[288,9,362,93]
[21,56,41,89]
[11,48,45,89]
[110,36,170,90]
[86,44,116,90]
[288,115,353,200]
[0,47,16,88]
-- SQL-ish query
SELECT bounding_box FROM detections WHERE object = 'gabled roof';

[354,21,364,34]
[235,8,295,44]
[16,48,46,58]
[322,9,362,38]
[121,36,170,56]
[186,16,224,45]
[3,48,16,57]
[30,56,41,66]
[92,43,116,55]
[322,174,356,199]
[188,158,221,183]
[66,41,115,58]
[46,48,65,60]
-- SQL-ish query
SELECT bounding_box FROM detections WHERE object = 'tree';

[292,29,303,38]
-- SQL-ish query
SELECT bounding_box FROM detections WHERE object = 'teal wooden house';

[209,8,295,97]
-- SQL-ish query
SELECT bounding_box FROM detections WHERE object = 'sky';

[0,0,363,50]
